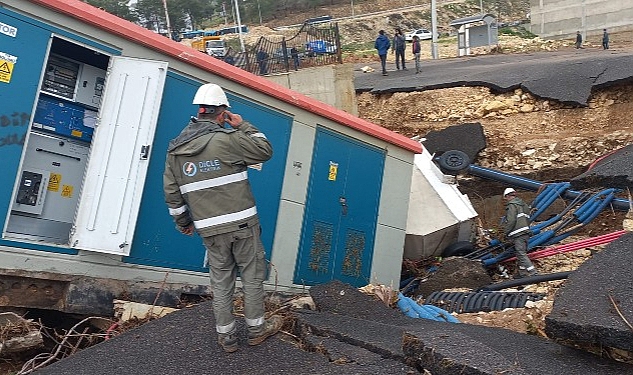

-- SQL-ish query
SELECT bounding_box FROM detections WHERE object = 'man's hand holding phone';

[218,110,243,128]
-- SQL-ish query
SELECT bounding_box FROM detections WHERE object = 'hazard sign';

[0,51,16,84]
[328,161,338,181]
[61,185,74,198]
[47,173,62,192]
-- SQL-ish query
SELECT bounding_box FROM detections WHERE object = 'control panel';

[32,94,96,142]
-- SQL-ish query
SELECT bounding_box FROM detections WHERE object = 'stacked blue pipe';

[468,165,630,211]
[530,182,570,222]
[396,293,460,323]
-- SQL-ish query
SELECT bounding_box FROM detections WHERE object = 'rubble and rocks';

[546,232,633,359]
[0,313,43,356]
[414,257,493,298]
[358,85,633,176]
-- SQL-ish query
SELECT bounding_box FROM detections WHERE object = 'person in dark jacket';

[412,35,421,74]
[602,28,609,50]
[256,48,268,75]
[575,31,583,49]
[374,30,391,76]
[290,46,300,70]
[163,83,281,353]
[392,28,407,70]
[502,188,538,278]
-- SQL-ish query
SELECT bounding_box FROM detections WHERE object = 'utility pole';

[351,0,355,17]
[233,0,245,52]
[257,0,262,25]
[161,0,172,39]
[431,0,438,59]
[223,2,228,25]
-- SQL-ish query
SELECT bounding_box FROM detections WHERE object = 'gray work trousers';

[202,224,267,334]
[512,233,536,275]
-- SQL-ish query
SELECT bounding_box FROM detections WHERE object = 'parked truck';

[191,35,227,58]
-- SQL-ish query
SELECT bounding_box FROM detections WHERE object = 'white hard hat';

[192,83,230,107]
[503,188,516,197]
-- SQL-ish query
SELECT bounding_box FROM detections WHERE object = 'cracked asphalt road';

[354,48,633,106]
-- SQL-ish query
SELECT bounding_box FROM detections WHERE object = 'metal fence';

[220,22,342,76]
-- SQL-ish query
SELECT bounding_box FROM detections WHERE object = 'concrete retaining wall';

[529,0,633,40]
[265,64,358,116]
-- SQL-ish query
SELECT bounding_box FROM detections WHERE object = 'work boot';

[247,315,283,346]
[218,330,238,353]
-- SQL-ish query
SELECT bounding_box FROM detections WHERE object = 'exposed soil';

[354,35,633,345]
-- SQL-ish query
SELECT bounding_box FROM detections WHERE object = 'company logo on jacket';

[182,159,221,176]
[182,162,197,176]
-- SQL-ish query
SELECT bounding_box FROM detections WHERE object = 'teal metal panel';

[0,7,119,255]
[0,9,77,254]
[125,72,291,272]
[294,128,385,287]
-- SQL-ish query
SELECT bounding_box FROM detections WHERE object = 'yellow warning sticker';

[328,161,338,181]
[70,129,83,138]
[0,51,16,84]
[48,173,62,192]
[61,185,74,198]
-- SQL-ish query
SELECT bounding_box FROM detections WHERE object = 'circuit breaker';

[7,132,89,243]
[13,168,49,215]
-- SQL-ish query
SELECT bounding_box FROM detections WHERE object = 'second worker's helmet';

[503,187,516,197]
[192,83,230,107]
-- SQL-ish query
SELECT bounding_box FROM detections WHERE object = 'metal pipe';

[468,165,630,211]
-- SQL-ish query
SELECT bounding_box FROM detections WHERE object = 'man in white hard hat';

[502,188,538,278]
[163,83,281,353]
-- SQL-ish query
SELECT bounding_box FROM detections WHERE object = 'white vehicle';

[405,28,433,42]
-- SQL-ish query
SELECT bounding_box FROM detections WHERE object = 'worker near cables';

[502,188,539,278]
[163,83,281,353]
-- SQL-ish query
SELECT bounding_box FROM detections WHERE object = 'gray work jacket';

[163,118,273,237]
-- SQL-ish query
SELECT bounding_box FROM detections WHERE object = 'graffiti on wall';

[0,111,28,147]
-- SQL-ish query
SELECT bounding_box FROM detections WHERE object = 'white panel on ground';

[404,149,478,259]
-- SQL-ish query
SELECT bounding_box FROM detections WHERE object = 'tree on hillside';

[84,0,136,22]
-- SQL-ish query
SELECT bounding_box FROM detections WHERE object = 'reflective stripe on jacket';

[504,197,531,238]
[163,119,273,237]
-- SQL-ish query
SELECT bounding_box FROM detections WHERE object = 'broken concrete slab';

[298,308,633,375]
[31,298,411,375]
[546,232,633,353]
[422,122,486,164]
[570,143,633,190]
[354,50,633,106]
[309,280,405,323]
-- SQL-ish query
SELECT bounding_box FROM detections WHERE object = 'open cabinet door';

[70,57,168,255]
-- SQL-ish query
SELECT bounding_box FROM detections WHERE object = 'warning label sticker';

[48,173,62,192]
[0,51,16,84]
[328,161,338,181]
[61,185,74,198]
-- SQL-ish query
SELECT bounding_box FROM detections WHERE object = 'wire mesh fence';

[220,22,342,76]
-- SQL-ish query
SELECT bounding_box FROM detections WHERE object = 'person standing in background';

[290,46,300,70]
[602,29,610,50]
[392,28,407,70]
[374,30,391,76]
[412,35,421,74]
[575,31,583,49]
